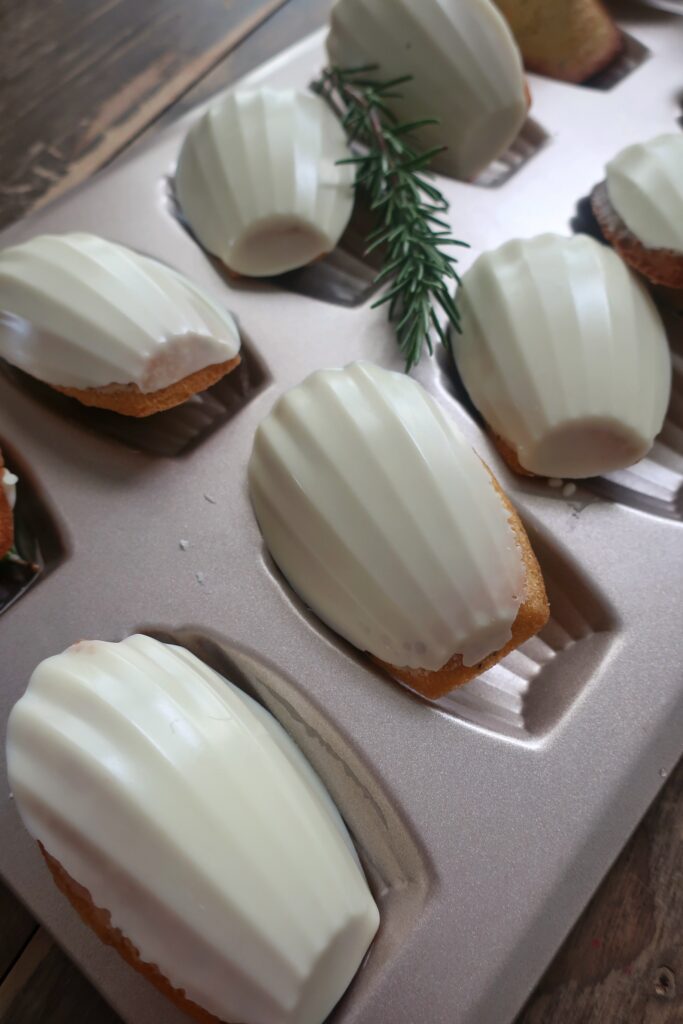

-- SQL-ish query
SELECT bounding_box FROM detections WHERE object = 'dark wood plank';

[518,754,683,1023]
[0,0,289,229]
[0,884,36,982]
[2,935,121,1024]
[152,0,336,131]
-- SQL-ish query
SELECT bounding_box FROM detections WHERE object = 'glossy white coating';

[455,234,672,479]
[175,88,355,276]
[0,233,240,391]
[249,362,526,672]
[326,0,527,180]
[606,133,683,252]
[6,635,379,1024]
[2,468,17,510]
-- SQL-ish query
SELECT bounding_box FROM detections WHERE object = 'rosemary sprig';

[311,65,468,371]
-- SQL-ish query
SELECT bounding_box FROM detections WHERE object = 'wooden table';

[0,1,681,1021]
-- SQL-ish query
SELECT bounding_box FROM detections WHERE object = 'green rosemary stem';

[311,65,468,371]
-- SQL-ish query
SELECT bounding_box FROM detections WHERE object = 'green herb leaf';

[311,65,468,370]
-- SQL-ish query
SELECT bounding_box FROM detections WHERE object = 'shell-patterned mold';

[175,88,355,277]
[454,234,672,479]
[326,0,527,181]
[0,233,241,394]
[6,635,379,1024]
[249,362,547,698]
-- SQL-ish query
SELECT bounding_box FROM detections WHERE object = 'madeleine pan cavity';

[249,362,548,699]
[0,443,64,615]
[454,233,672,480]
[326,0,527,181]
[438,525,618,738]
[175,88,355,277]
[6,635,379,1024]
[2,339,269,458]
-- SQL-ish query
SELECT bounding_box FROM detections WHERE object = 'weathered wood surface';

[517,755,683,1023]
[0,0,289,229]
[0,0,681,1021]
[0,884,36,983]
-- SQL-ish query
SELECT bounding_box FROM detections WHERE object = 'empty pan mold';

[0,442,65,616]
[437,525,618,738]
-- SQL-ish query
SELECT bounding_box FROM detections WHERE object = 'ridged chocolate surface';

[249,362,525,671]
[176,88,354,275]
[0,233,240,390]
[7,635,379,1024]
[455,234,671,477]
[326,0,527,179]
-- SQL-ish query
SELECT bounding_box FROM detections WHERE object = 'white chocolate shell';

[248,362,526,673]
[175,88,355,276]
[0,233,240,391]
[455,234,672,479]
[326,0,527,181]
[2,466,17,510]
[6,635,379,1024]
[606,133,683,252]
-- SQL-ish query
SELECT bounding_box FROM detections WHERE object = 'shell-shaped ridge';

[0,233,240,391]
[455,233,671,479]
[606,133,683,252]
[249,362,526,673]
[588,328,683,519]
[6,635,379,1024]
[326,0,527,180]
[176,88,355,277]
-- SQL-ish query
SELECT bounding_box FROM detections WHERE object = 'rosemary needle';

[311,65,469,371]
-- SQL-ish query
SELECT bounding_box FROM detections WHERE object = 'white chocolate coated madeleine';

[455,234,671,479]
[175,88,355,276]
[326,0,527,181]
[606,133,683,253]
[0,233,240,392]
[249,362,530,678]
[6,635,379,1024]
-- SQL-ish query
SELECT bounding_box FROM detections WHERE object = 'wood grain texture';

[152,0,336,129]
[0,1,682,1022]
[1,933,120,1024]
[0,0,289,229]
[518,755,683,1023]
[0,884,36,982]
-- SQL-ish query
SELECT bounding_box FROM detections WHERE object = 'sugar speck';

[179,539,189,551]
[562,482,577,498]
[195,572,205,585]
[548,478,563,489]
[203,493,217,504]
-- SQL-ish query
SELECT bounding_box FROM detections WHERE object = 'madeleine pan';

[1,8,682,1024]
